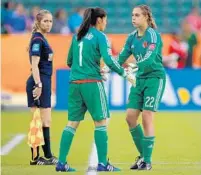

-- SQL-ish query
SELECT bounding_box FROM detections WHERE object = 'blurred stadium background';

[1,0,201,175]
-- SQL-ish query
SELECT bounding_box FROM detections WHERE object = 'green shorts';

[127,77,166,112]
[68,82,110,121]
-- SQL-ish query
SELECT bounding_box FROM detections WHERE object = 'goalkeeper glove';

[123,68,136,87]
[100,65,110,81]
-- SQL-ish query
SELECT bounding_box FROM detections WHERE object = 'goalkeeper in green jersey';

[117,5,166,170]
[55,7,135,172]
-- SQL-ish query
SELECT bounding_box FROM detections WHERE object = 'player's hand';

[127,63,138,73]
[32,87,42,100]
[100,65,110,81]
[123,68,136,87]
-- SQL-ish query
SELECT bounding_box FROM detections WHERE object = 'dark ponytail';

[77,7,106,41]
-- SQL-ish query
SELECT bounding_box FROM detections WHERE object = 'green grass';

[1,111,201,175]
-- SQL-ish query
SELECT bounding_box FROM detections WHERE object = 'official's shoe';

[97,162,121,172]
[55,161,76,172]
[138,161,152,170]
[30,157,54,165]
[130,156,143,170]
[46,156,58,164]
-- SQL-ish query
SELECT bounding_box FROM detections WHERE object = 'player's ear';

[96,17,102,24]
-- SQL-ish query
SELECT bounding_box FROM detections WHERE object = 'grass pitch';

[1,111,201,175]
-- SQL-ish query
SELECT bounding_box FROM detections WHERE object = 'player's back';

[68,27,104,81]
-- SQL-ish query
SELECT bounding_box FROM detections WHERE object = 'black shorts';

[26,75,51,108]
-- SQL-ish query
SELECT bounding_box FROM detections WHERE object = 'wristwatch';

[35,82,42,88]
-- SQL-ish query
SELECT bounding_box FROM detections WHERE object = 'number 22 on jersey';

[78,41,83,67]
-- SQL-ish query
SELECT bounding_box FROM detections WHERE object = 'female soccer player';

[26,9,58,165]
[117,5,166,170]
[56,7,135,172]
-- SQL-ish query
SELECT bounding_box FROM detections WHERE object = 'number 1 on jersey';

[78,41,83,67]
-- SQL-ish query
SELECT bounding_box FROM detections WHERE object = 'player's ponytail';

[28,10,51,51]
[31,22,39,35]
[77,7,106,41]
[77,8,93,41]
[137,5,157,29]
[147,11,157,29]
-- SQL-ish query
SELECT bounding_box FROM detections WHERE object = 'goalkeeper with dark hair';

[56,7,135,172]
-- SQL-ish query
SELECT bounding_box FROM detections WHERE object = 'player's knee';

[142,110,154,127]
[126,114,137,128]
[126,116,132,127]
[94,119,107,127]
[67,121,80,129]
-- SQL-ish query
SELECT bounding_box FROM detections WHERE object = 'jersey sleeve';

[137,31,160,72]
[30,38,43,57]
[67,35,75,67]
[117,34,132,65]
[98,33,124,76]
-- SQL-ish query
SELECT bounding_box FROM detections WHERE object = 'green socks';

[58,126,76,163]
[58,125,154,165]
[130,124,144,157]
[94,126,108,165]
[143,136,155,164]
[130,125,155,163]
[58,125,108,165]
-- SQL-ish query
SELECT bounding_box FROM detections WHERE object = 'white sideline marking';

[86,142,98,175]
[0,134,26,155]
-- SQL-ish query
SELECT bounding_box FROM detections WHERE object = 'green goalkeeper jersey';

[117,27,165,78]
[67,27,124,81]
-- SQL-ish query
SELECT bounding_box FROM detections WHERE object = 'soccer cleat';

[97,162,121,172]
[30,157,54,165]
[55,162,76,172]
[138,161,152,170]
[130,156,144,170]
[45,156,58,165]
[30,159,39,165]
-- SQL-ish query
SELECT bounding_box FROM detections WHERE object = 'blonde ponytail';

[147,11,157,29]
